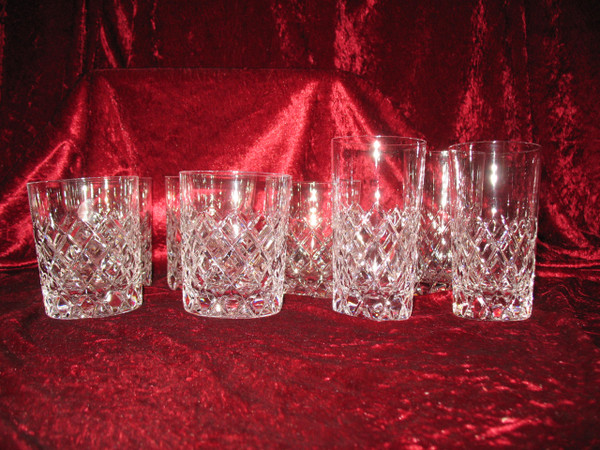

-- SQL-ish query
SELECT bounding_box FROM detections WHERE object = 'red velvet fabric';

[2,0,599,269]
[1,68,416,271]
[0,0,599,447]
[1,269,599,447]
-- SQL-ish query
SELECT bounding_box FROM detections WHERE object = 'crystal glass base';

[183,291,283,319]
[332,291,413,321]
[416,279,451,295]
[42,286,143,319]
[452,288,532,321]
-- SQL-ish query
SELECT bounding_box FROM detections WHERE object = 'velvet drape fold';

[0,1,598,447]
[1,0,598,271]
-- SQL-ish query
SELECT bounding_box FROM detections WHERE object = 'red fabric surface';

[2,0,599,269]
[0,0,599,447]
[1,270,599,447]
[0,68,417,272]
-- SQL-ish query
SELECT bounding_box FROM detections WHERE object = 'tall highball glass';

[416,149,452,293]
[449,141,541,321]
[27,176,143,319]
[332,136,426,321]
[180,171,291,318]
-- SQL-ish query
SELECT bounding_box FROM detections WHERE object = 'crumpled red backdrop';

[0,1,598,448]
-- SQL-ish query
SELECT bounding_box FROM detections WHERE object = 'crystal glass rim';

[179,170,291,181]
[448,140,541,154]
[27,175,139,188]
[332,135,426,147]
[426,148,451,154]
[292,180,333,187]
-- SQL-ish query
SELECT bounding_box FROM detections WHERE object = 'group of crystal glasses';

[27,137,541,322]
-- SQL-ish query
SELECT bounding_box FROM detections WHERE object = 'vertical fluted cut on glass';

[27,177,143,319]
[449,141,541,321]
[332,136,426,321]
[180,171,291,318]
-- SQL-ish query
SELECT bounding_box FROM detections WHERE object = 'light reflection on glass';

[440,161,449,208]
[231,180,241,207]
[490,162,498,186]
[307,186,319,229]
[372,139,381,165]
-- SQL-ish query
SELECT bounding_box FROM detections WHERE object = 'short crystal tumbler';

[180,171,291,318]
[285,181,334,298]
[332,136,426,321]
[449,141,541,321]
[416,149,452,293]
[27,176,143,319]
[165,176,181,290]
[140,177,153,286]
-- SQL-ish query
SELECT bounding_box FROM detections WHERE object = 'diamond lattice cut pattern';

[285,214,333,297]
[452,214,537,320]
[140,210,152,285]
[333,204,420,321]
[417,209,452,293]
[166,208,181,290]
[33,210,142,319]
[182,209,287,318]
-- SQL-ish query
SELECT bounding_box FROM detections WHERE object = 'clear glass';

[140,177,153,286]
[416,150,452,293]
[449,141,541,321]
[165,176,181,290]
[180,171,291,318]
[332,136,426,321]
[27,176,143,319]
[285,181,334,298]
